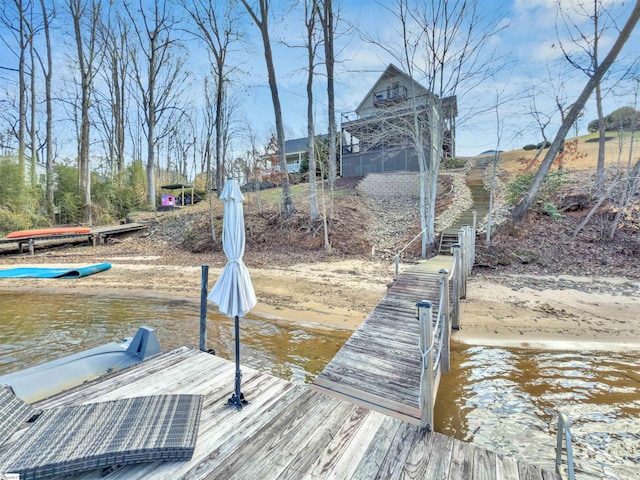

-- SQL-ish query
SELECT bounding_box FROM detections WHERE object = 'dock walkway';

[313,256,453,425]
[0,223,146,255]
[28,347,558,479]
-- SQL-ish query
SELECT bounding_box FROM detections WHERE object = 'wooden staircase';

[438,230,460,255]
[438,157,492,255]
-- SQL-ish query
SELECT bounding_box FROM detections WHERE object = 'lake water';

[1,291,637,479]
[436,345,640,480]
[0,291,351,383]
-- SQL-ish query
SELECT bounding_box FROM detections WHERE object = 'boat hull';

[6,227,92,239]
[0,327,162,403]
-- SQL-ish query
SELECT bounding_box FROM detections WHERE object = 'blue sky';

[0,0,638,165]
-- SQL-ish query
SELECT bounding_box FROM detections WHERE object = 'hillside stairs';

[438,156,492,255]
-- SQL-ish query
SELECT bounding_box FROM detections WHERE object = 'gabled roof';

[355,64,431,113]
[285,134,329,154]
[284,137,309,153]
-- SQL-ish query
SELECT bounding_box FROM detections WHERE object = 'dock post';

[460,225,468,299]
[439,269,450,373]
[451,245,461,329]
[394,254,399,280]
[200,265,209,351]
[28,238,34,255]
[416,300,434,431]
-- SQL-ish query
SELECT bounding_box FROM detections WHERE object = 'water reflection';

[436,344,640,480]
[0,291,350,384]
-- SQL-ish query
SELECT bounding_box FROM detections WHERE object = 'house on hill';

[340,64,457,177]
[260,135,329,175]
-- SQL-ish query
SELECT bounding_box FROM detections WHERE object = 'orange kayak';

[6,227,92,239]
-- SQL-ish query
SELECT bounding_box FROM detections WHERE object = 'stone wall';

[356,172,420,198]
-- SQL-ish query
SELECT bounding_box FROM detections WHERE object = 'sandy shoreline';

[1,255,638,350]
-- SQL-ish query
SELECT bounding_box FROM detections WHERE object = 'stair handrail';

[393,226,429,280]
[556,413,576,480]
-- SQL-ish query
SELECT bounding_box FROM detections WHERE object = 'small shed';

[160,184,196,207]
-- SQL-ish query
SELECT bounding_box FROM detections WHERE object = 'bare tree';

[201,75,216,187]
[183,0,241,195]
[25,6,41,189]
[0,1,29,196]
[556,0,630,191]
[240,0,295,216]
[96,5,129,180]
[37,0,55,219]
[525,82,553,161]
[125,0,187,210]
[317,0,337,217]
[304,0,320,221]
[68,0,101,224]
[512,1,640,222]
[486,91,504,246]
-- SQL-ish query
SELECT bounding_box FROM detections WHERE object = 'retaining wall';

[356,171,420,198]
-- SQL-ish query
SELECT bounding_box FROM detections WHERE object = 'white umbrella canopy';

[208,179,257,318]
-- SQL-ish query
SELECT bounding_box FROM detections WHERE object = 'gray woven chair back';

[0,386,35,447]
[0,394,203,480]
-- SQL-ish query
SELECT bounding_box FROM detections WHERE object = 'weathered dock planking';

[21,347,559,479]
[313,259,450,424]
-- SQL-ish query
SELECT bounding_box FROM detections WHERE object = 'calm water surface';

[1,291,638,479]
[436,344,640,480]
[0,291,350,383]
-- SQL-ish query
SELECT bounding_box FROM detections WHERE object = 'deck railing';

[393,227,429,280]
[556,413,576,480]
[416,222,476,430]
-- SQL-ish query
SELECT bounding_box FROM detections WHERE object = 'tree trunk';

[40,0,54,221]
[242,0,294,216]
[320,0,336,218]
[306,1,319,221]
[215,66,224,194]
[486,155,499,246]
[512,0,640,222]
[18,1,27,197]
[595,82,606,190]
[147,48,157,209]
[307,92,319,220]
[29,24,37,188]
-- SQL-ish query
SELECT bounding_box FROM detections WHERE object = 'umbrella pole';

[228,315,247,410]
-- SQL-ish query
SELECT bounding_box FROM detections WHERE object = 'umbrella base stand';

[227,392,248,410]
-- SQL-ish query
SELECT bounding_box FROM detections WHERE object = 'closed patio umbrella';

[208,178,257,410]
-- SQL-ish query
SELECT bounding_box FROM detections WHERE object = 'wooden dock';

[0,223,146,255]
[313,258,451,425]
[27,346,559,479]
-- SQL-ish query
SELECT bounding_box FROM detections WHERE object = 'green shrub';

[506,170,567,218]
[442,157,467,169]
[522,144,537,151]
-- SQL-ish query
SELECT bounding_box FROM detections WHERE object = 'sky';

[1,0,639,167]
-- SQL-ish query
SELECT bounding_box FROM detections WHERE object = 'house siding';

[357,75,426,117]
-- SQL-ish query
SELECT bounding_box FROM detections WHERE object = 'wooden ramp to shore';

[26,347,558,479]
[313,258,451,425]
